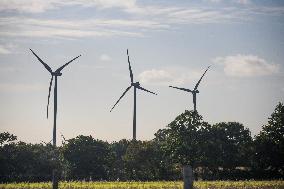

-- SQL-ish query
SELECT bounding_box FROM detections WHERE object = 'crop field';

[0,181,284,189]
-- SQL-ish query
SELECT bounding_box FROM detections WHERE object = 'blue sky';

[0,0,283,143]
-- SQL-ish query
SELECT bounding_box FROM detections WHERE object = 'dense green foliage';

[253,102,284,179]
[1,181,284,189]
[0,102,283,182]
[62,135,112,180]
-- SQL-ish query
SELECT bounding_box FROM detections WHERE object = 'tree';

[62,135,112,180]
[254,102,284,178]
[109,139,130,180]
[0,132,17,146]
[203,122,253,180]
[155,111,254,180]
[10,142,56,181]
[156,110,209,167]
[0,134,55,182]
[122,140,178,181]
[123,140,155,180]
[211,122,253,169]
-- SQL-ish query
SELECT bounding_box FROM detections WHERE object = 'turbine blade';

[30,49,53,73]
[169,86,192,92]
[137,86,157,95]
[47,76,54,119]
[55,55,81,73]
[110,86,132,112]
[127,49,134,83]
[194,66,210,90]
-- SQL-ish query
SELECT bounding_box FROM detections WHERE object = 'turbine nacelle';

[132,82,140,87]
[52,72,62,76]
[194,90,199,93]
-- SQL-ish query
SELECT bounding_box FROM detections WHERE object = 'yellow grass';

[0,180,283,189]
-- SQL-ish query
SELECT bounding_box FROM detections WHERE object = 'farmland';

[0,181,284,189]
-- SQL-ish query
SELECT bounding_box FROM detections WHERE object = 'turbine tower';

[110,49,157,140]
[169,66,210,112]
[30,49,81,189]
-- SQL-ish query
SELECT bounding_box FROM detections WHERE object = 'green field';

[0,181,283,189]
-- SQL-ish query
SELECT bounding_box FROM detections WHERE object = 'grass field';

[0,181,284,189]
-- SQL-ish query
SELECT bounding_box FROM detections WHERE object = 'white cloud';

[0,1,283,40]
[206,0,222,3]
[138,69,174,85]
[0,83,45,92]
[0,46,11,54]
[138,68,204,86]
[0,0,56,13]
[205,0,250,4]
[100,54,112,62]
[235,0,250,5]
[1,0,283,18]
[0,43,17,54]
[82,0,136,9]
[0,6,243,40]
[0,17,168,39]
[0,28,142,39]
[167,8,239,24]
[214,54,279,77]
[0,67,18,73]
[0,0,137,13]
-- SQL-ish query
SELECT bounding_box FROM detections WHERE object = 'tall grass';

[0,181,283,189]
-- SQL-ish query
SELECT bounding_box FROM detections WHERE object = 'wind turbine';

[110,49,157,140]
[169,66,210,112]
[30,49,81,189]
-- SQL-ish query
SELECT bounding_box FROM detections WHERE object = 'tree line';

[0,102,283,182]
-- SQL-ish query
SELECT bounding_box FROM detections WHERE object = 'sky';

[0,0,283,144]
